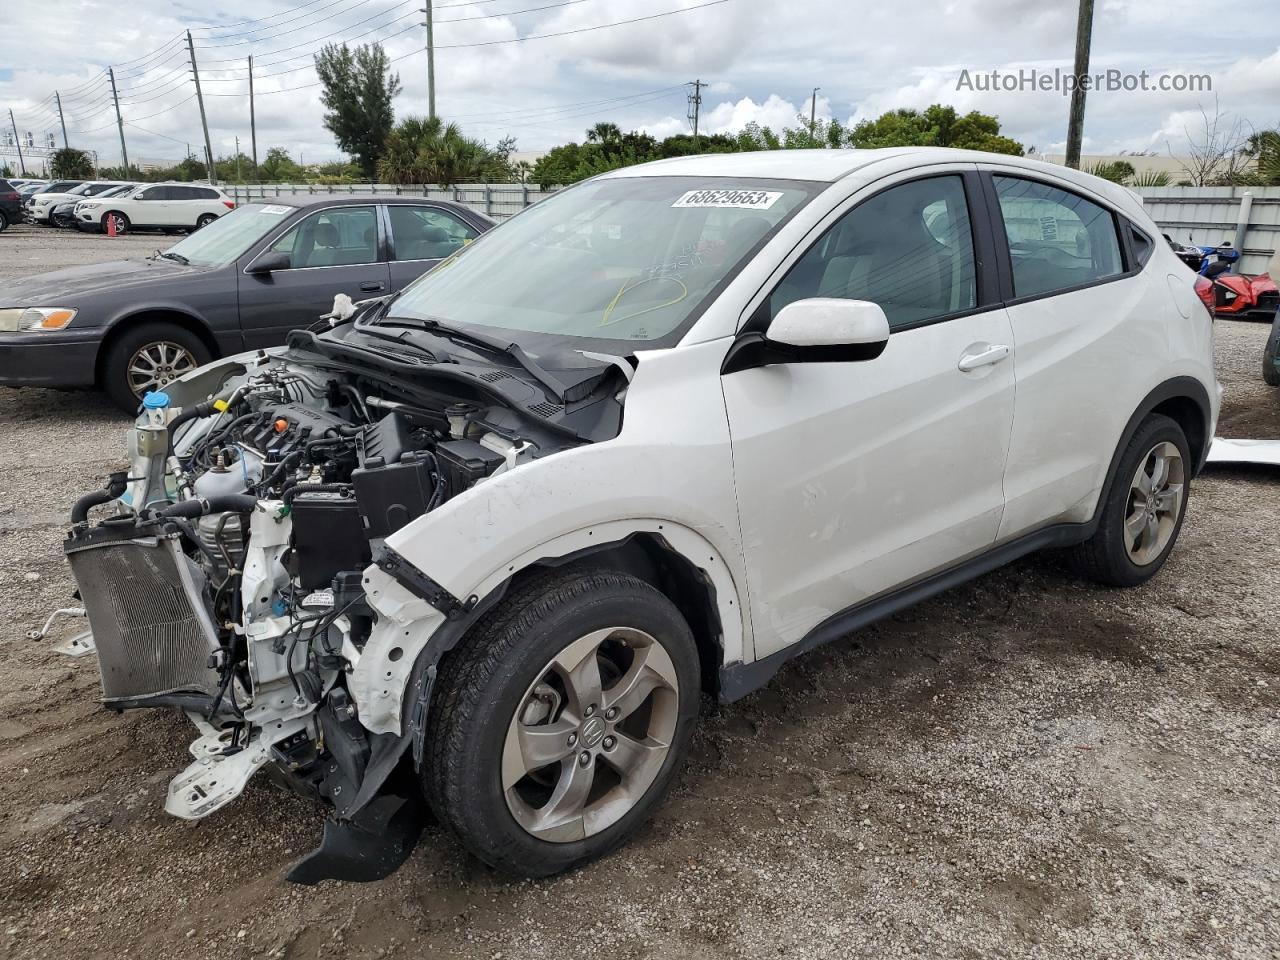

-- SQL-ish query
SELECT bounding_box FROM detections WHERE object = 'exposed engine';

[59,327,621,879]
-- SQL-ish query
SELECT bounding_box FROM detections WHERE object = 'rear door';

[237,204,390,348]
[980,170,1156,539]
[383,203,481,290]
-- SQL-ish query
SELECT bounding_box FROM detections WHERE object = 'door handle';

[957,343,1010,372]
[360,281,385,291]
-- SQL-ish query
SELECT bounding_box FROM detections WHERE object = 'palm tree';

[378,115,505,185]
[585,122,622,145]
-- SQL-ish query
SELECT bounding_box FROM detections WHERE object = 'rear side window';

[993,176,1123,299]
[1128,223,1154,269]
[764,174,978,331]
[387,205,477,261]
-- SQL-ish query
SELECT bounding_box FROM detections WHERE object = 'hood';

[0,257,211,307]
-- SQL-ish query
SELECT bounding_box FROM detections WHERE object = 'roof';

[236,193,496,224]
[601,147,1132,189]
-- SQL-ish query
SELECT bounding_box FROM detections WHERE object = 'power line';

[198,2,418,64]
[450,85,686,121]
[197,0,385,48]
[189,0,345,34]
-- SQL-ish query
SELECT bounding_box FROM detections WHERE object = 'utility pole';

[248,54,258,169]
[187,30,216,184]
[235,136,242,182]
[54,91,68,148]
[107,67,129,173]
[422,3,436,119]
[8,110,25,175]
[687,78,704,149]
[1064,0,1095,169]
[809,87,820,145]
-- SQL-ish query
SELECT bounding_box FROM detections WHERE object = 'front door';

[237,204,390,348]
[722,171,1017,658]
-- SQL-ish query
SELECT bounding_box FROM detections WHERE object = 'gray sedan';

[0,195,494,410]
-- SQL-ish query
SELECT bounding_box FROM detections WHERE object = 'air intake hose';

[70,471,129,527]
[152,494,261,519]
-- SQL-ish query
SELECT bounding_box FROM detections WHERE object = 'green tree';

[260,146,304,181]
[50,148,93,179]
[1082,160,1136,184]
[377,116,513,185]
[314,42,402,178]
[848,105,1024,155]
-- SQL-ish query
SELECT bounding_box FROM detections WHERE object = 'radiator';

[65,531,221,709]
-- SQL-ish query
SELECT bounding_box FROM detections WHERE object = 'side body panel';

[357,338,752,736]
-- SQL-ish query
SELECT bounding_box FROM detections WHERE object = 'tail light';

[222,200,235,209]
[0,191,16,201]
[1193,275,1215,318]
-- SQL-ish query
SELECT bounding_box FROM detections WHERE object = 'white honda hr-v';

[64,147,1218,881]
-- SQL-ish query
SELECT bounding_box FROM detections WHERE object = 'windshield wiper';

[155,250,189,265]
[379,315,569,402]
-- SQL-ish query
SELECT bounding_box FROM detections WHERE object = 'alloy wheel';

[126,340,198,397]
[502,626,679,843]
[1123,440,1185,566]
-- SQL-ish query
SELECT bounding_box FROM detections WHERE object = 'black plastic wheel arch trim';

[372,545,472,619]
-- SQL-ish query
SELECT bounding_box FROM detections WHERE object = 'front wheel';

[101,321,211,412]
[101,211,129,235]
[424,569,700,876]
[195,213,217,230]
[1070,414,1191,587]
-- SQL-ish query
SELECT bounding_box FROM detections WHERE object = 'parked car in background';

[0,196,493,409]
[30,181,134,224]
[0,179,22,232]
[58,184,137,229]
[21,180,85,213]
[74,182,235,234]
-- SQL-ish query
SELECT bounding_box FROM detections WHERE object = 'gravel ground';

[1,225,1278,960]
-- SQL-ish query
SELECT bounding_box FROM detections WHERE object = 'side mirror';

[247,251,291,275]
[722,298,891,374]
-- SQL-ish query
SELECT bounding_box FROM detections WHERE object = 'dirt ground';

[1,224,1278,960]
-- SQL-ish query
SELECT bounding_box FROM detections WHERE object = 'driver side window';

[763,175,978,331]
[269,205,379,269]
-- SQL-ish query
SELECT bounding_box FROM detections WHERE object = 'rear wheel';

[425,569,700,876]
[1263,312,1280,387]
[1070,414,1191,587]
[101,211,129,235]
[195,213,217,230]
[101,321,211,412]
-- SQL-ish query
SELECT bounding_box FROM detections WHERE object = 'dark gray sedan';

[0,195,494,409]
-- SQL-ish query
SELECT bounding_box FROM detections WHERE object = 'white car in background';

[27,181,132,223]
[76,182,235,234]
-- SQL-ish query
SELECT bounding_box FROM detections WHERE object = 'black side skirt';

[718,521,1093,703]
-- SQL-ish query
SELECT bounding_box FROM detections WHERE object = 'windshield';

[386,176,820,349]
[163,202,295,267]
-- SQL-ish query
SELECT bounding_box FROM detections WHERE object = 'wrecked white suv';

[63,149,1218,882]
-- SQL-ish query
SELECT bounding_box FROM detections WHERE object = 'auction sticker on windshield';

[260,205,292,215]
[672,189,783,210]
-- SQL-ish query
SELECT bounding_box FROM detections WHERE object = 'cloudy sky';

[1,0,1276,170]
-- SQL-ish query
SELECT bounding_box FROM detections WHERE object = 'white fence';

[225,182,558,220]
[1135,186,1280,274]
[227,181,1280,274]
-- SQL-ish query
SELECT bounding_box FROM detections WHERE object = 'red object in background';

[105,214,116,238]
[223,200,235,209]
[1210,271,1278,320]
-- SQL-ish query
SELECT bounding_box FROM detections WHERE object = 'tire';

[1070,414,1191,587]
[0,211,8,233]
[101,211,129,235]
[425,568,700,877]
[195,213,217,230]
[100,321,212,412]
[1263,312,1280,387]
